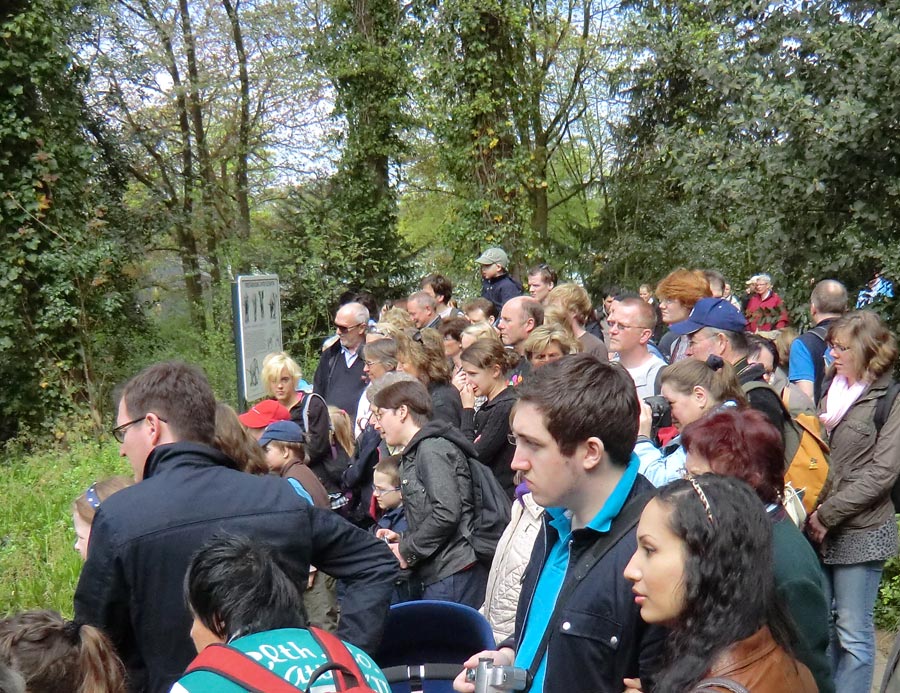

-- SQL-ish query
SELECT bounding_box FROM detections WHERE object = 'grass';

[0,438,127,617]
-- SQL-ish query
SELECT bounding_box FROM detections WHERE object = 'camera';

[465,658,529,693]
[643,395,672,445]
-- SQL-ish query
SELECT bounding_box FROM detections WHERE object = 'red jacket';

[745,291,789,331]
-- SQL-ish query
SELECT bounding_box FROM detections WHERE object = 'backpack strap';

[523,493,652,690]
[875,381,900,433]
[304,626,373,692]
[185,643,300,693]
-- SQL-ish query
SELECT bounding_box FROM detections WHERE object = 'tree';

[409,0,616,274]
[307,0,414,299]
[605,0,900,319]
[0,0,141,441]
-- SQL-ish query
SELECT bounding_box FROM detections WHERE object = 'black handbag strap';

[524,493,652,687]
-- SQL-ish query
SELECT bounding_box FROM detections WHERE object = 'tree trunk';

[223,0,252,245]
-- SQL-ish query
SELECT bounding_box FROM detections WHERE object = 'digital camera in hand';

[466,658,529,693]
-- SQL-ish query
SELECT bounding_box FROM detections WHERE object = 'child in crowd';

[0,610,126,693]
[257,421,338,633]
[372,455,417,603]
[258,421,329,509]
[71,476,133,560]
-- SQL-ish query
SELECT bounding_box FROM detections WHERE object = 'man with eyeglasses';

[313,301,369,417]
[608,297,665,399]
[74,361,397,693]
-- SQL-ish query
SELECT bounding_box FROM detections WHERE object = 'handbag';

[782,481,807,528]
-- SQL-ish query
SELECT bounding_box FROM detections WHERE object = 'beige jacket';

[481,492,544,644]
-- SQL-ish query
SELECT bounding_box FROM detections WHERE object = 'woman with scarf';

[806,310,900,693]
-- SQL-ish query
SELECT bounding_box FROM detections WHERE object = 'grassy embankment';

[0,439,126,617]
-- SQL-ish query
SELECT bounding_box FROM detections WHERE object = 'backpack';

[462,457,512,565]
[184,626,377,693]
[873,380,900,512]
[743,381,830,514]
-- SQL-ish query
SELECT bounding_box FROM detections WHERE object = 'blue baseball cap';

[670,298,747,335]
[258,420,305,447]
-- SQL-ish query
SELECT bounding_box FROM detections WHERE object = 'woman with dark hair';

[457,338,520,497]
[371,379,485,607]
[623,475,817,693]
[806,310,900,693]
[682,409,833,693]
[396,328,463,427]
[0,610,126,693]
[635,356,747,486]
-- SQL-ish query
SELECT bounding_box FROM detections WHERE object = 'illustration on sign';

[235,275,282,403]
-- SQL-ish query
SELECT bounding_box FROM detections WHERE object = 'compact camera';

[465,658,529,693]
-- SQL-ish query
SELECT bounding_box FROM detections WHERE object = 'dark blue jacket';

[74,442,398,693]
[500,474,665,693]
[481,273,522,313]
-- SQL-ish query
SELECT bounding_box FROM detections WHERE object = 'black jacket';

[500,474,665,692]
[460,387,518,497]
[73,442,398,693]
[398,420,478,585]
[481,273,522,313]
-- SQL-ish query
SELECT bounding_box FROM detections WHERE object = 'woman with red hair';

[655,269,712,362]
[682,408,833,693]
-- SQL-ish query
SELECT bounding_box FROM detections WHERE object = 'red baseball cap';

[238,400,291,428]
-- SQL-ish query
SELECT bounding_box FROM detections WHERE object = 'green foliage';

[0,0,143,442]
[307,0,414,302]
[0,437,127,617]
[607,0,900,322]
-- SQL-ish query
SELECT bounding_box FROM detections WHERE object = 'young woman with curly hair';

[682,409,833,693]
[623,475,817,693]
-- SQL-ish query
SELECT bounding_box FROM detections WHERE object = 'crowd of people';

[1,247,899,693]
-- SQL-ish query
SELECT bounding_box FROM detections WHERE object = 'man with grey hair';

[744,273,789,332]
[790,279,848,404]
[314,301,369,416]
[407,291,441,329]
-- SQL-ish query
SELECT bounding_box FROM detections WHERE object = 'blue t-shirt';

[513,455,639,692]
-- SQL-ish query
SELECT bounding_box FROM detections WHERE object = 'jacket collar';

[707,626,776,678]
[143,441,238,480]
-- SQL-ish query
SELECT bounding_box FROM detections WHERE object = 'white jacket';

[481,492,544,644]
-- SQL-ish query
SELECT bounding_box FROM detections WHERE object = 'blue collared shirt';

[513,453,640,692]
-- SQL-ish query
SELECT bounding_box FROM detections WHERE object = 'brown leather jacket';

[817,373,900,533]
[700,627,817,692]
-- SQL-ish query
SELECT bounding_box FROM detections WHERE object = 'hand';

[806,510,828,544]
[307,566,317,590]
[452,369,468,395]
[459,381,476,408]
[376,528,400,542]
[623,678,643,692]
[388,541,408,569]
[638,400,653,439]
[452,649,515,693]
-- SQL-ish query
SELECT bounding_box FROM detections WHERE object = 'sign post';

[233,274,282,413]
